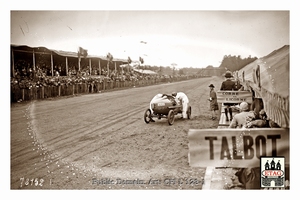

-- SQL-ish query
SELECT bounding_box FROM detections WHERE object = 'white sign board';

[217,91,253,104]
[188,128,289,168]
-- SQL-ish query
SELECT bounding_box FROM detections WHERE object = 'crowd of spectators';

[11,65,192,91]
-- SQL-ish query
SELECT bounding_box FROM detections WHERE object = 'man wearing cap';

[229,101,251,128]
[208,84,218,120]
[171,92,189,119]
[220,71,237,121]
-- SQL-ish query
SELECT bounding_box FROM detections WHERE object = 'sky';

[10,9,289,68]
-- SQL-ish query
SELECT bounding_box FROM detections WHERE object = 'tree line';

[135,54,258,75]
[218,54,258,72]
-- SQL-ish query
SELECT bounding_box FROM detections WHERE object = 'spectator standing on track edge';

[208,84,218,120]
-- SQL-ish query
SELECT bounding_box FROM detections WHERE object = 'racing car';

[144,94,191,125]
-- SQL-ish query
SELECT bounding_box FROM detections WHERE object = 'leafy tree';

[178,69,185,75]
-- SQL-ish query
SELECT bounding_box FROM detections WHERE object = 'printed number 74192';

[20,177,44,187]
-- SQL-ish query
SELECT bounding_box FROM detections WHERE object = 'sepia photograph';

[5,0,297,197]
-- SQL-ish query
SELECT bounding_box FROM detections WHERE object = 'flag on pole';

[127,56,132,64]
[78,47,88,58]
[139,57,144,64]
[78,47,88,72]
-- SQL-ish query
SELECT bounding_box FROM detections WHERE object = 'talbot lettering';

[205,134,281,160]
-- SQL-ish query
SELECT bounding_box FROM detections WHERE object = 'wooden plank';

[218,112,230,126]
[203,110,228,190]
[202,166,214,190]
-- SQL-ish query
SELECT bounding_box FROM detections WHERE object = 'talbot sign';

[188,128,289,168]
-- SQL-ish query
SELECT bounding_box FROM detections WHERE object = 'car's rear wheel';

[144,109,152,123]
[168,110,175,125]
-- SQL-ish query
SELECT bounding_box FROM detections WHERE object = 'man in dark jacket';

[208,84,218,120]
[220,71,237,121]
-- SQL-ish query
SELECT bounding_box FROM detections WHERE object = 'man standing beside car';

[171,92,189,119]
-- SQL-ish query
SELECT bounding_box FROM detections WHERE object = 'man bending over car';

[170,92,189,119]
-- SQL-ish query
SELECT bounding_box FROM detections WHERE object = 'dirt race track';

[11,76,224,190]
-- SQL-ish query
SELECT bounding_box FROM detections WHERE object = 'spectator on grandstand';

[21,66,27,77]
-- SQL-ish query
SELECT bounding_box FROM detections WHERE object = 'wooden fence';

[11,76,198,103]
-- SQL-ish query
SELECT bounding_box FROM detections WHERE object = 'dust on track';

[11,76,223,189]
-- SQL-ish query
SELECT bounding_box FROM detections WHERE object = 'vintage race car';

[144,95,191,125]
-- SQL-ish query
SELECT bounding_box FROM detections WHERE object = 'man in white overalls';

[171,92,189,119]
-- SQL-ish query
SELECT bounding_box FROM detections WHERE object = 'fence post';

[41,86,44,99]
[96,82,99,92]
[34,87,37,100]
[31,87,34,100]
[53,86,55,97]
[22,89,24,101]
[44,86,47,98]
